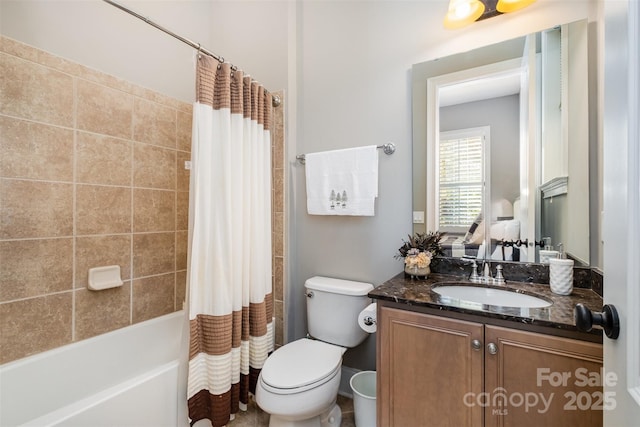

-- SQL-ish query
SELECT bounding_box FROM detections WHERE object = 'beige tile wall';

[0,36,286,364]
[0,36,191,364]
[272,91,286,348]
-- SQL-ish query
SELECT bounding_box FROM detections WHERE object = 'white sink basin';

[432,285,552,308]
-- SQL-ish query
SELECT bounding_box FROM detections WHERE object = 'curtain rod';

[101,0,281,108]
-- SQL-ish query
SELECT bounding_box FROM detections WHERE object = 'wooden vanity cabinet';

[377,306,484,426]
[485,325,603,427]
[377,305,604,427]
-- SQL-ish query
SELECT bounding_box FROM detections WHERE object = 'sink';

[432,284,552,309]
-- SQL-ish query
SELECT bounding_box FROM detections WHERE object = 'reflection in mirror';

[412,19,593,266]
[436,60,521,262]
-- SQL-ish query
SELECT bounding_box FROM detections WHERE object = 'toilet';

[256,276,374,427]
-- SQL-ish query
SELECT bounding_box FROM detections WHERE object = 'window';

[438,127,488,232]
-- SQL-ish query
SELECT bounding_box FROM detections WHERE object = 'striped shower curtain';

[187,56,274,426]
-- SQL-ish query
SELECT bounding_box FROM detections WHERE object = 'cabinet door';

[485,325,603,427]
[378,306,484,427]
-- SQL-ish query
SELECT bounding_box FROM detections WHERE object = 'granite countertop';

[369,272,604,339]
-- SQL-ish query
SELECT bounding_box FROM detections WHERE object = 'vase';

[404,264,430,279]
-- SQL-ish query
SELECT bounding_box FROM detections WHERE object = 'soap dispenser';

[548,244,574,295]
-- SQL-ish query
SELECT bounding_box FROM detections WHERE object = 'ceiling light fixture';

[443,0,536,30]
[496,0,536,13]
[443,0,485,30]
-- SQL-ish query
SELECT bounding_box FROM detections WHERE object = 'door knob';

[574,303,620,339]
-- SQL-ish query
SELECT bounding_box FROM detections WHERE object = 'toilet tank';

[305,276,374,348]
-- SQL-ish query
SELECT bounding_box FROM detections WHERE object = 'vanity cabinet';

[377,306,484,426]
[377,306,603,427]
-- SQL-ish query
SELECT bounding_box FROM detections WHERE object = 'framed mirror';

[412,19,596,266]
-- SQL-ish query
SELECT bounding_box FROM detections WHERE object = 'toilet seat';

[260,338,344,395]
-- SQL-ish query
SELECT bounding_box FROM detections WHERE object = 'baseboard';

[338,366,360,398]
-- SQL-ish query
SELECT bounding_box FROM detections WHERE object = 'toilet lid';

[261,339,344,390]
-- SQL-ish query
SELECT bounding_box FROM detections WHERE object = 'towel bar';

[296,142,396,165]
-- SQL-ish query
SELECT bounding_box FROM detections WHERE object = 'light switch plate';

[413,211,425,224]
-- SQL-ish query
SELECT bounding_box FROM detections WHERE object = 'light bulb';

[443,0,485,30]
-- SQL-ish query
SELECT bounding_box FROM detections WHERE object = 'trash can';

[350,370,376,427]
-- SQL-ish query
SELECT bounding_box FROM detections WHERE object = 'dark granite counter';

[369,272,604,342]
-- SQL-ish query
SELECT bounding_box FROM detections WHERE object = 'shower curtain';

[187,56,274,427]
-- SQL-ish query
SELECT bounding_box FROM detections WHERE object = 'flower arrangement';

[403,249,433,269]
[395,231,444,276]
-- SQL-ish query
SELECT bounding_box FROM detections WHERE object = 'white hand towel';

[305,145,378,216]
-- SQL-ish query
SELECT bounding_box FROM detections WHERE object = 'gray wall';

[542,195,568,256]
[440,94,521,209]
[291,1,418,370]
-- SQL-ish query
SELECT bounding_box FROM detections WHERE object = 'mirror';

[412,19,596,266]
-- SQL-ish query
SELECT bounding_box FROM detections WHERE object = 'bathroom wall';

[541,195,568,257]
[0,0,290,355]
[0,0,289,104]
[0,36,191,364]
[0,0,211,104]
[0,36,287,363]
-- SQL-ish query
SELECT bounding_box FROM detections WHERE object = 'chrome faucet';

[481,261,491,282]
[463,258,506,285]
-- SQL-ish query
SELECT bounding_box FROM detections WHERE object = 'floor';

[228,394,355,427]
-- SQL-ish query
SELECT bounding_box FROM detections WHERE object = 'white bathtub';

[0,311,189,427]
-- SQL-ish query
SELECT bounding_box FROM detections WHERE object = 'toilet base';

[268,402,342,427]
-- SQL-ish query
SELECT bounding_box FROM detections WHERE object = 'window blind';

[438,134,484,229]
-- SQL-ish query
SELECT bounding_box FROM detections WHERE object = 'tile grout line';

[174,107,178,311]
[0,112,190,154]
[71,75,78,343]
[130,96,135,325]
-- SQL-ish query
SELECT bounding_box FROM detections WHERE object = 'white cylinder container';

[549,258,574,295]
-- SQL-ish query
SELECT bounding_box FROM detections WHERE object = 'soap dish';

[88,265,123,291]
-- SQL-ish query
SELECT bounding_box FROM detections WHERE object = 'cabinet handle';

[487,342,498,355]
[471,339,482,351]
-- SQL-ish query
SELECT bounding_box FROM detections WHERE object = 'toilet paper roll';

[358,303,377,333]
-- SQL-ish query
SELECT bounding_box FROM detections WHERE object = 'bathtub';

[0,310,189,427]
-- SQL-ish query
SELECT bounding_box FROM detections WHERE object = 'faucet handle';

[494,264,506,284]
[469,260,480,282]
